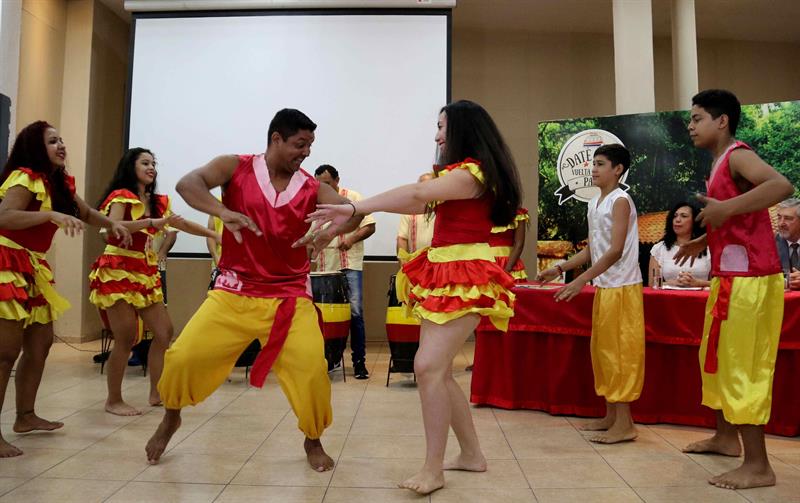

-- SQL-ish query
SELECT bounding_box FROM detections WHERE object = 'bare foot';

[682,435,741,457]
[399,469,445,495]
[580,415,615,431]
[0,438,23,458]
[148,390,162,407]
[105,401,142,417]
[709,463,776,489]
[304,438,334,472]
[443,452,487,472]
[13,412,64,433]
[145,413,181,464]
[589,423,638,444]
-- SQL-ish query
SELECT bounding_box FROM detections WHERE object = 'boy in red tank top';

[676,89,793,490]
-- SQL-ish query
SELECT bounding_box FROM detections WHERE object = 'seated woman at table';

[649,201,710,288]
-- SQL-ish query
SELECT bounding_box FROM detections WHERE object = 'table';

[471,285,800,436]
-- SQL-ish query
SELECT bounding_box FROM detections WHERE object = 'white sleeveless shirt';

[587,187,642,288]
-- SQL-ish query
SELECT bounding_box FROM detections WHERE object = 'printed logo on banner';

[554,129,629,204]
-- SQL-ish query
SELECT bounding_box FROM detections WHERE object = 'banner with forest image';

[536,100,800,280]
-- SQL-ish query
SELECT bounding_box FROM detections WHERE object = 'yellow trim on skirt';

[699,274,784,425]
[591,283,645,403]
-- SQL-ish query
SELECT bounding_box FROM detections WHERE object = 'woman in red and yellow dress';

[488,207,529,282]
[305,100,522,495]
[0,121,131,457]
[89,148,217,416]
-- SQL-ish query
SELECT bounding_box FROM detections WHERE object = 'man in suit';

[775,198,800,290]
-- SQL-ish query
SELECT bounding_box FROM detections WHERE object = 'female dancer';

[304,100,522,494]
[90,148,217,415]
[0,121,131,456]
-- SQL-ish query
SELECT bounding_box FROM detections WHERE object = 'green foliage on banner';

[538,101,800,242]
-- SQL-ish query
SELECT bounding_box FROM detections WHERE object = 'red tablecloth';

[471,285,800,436]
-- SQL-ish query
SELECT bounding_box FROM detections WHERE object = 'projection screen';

[127,10,450,258]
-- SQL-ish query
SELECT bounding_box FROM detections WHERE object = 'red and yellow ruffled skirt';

[396,243,515,331]
[490,246,528,282]
[0,236,70,327]
[89,245,163,309]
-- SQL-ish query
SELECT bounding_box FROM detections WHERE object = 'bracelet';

[347,201,357,217]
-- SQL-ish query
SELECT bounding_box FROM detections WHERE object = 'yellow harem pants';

[699,274,783,425]
[157,290,332,439]
[591,283,645,403]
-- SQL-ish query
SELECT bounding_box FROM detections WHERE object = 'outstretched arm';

[176,155,261,243]
[505,224,526,274]
[75,195,132,246]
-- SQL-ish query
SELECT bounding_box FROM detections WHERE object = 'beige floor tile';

[533,487,643,503]
[135,452,249,484]
[7,426,113,450]
[0,448,79,478]
[85,423,192,454]
[764,435,800,455]
[324,487,426,503]
[273,412,356,437]
[330,457,423,488]
[217,485,326,503]
[443,459,530,489]
[774,453,800,468]
[647,424,717,451]
[518,457,626,488]
[0,479,26,498]
[1,407,79,425]
[350,414,427,436]
[168,424,269,456]
[105,481,224,503]
[605,454,714,488]
[341,432,513,460]
[736,461,800,503]
[230,456,334,486]
[506,426,599,459]
[432,488,536,503]
[0,478,125,503]
[253,431,346,458]
[634,486,749,502]
[497,409,573,429]
[40,448,148,480]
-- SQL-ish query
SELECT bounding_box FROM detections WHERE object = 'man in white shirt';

[775,198,800,290]
[396,173,435,260]
[314,165,376,379]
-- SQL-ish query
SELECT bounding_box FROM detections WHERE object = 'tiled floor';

[1,341,798,502]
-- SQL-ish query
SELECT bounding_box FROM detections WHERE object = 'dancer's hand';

[50,212,85,237]
[554,278,585,302]
[305,203,353,227]
[110,222,132,248]
[696,194,732,230]
[293,222,336,259]
[674,236,705,267]
[536,267,560,283]
[220,208,262,243]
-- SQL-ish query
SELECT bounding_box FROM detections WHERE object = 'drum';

[385,274,420,380]
[310,272,351,372]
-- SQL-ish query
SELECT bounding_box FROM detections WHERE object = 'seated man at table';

[648,201,710,288]
[775,198,800,290]
[537,144,644,444]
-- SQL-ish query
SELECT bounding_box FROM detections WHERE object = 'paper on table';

[660,285,703,291]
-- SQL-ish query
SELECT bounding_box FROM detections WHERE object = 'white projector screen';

[127,11,449,258]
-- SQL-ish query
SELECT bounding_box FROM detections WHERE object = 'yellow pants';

[699,274,783,425]
[591,283,645,403]
[158,290,332,439]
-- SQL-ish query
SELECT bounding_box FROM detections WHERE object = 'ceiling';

[101,0,800,44]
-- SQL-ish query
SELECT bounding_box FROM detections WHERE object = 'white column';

[612,0,655,114]
[671,0,698,109]
[0,0,22,149]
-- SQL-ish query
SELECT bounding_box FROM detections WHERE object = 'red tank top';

[0,168,75,253]
[430,161,496,247]
[99,189,170,252]
[215,154,319,298]
[706,141,781,277]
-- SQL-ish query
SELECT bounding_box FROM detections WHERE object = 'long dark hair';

[437,100,522,226]
[662,201,707,257]
[98,148,162,217]
[1,121,79,216]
